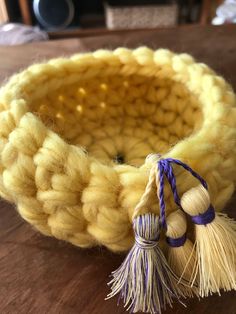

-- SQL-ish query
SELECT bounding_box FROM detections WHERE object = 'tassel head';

[134,213,160,249]
[181,185,211,218]
[107,213,183,313]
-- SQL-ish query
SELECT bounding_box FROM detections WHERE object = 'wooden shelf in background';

[47,24,204,40]
[19,0,32,25]
[48,27,138,39]
[16,0,221,39]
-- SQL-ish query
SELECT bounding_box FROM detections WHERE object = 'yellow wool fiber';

[0,47,235,252]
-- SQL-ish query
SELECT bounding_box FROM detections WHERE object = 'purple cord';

[166,158,208,189]
[157,158,210,229]
[166,234,187,247]
[160,160,181,207]
[157,162,167,229]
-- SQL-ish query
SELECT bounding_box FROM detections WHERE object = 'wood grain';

[0,25,235,314]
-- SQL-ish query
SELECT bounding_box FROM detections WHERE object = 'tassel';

[107,155,236,312]
[180,184,236,297]
[156,158,236,296]
[107,213,184,314]
[107,162,185,313]
[166,209,199,297]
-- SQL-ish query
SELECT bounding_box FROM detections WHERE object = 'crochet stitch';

[0,47,235,252]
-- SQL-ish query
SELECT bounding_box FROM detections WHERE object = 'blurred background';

[0,0,235,44]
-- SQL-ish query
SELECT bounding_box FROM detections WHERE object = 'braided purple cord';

[156,158,209,229]
[165,158,208,189]
[157,162,167,229]
[160,160,181,207]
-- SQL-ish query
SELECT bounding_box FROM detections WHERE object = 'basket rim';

[1,47,234,166]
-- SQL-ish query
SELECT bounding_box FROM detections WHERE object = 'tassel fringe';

[166,210,199,297]
[181,185,236,296]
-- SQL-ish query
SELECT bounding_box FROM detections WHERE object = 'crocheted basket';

[0,47,235,253]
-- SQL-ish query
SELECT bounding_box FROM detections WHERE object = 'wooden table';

[0,25,235,314]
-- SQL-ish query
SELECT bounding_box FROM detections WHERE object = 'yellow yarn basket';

[0,47,235,252]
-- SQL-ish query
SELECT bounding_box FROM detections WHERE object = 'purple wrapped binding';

[166,234,187,247]
[191,205,215,225]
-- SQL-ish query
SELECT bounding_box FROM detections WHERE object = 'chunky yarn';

[0,47,235,252]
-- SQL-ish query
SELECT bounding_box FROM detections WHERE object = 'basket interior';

[31,74,203,166]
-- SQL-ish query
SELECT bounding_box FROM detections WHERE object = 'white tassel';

[107,213,184,314]
[181,184,236,296]
[166,210,199,297]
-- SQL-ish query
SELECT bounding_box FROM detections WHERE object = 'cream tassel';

[181,184,236,297]
[166,210,199,297]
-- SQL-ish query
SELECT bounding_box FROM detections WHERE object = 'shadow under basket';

[0,47,235,252]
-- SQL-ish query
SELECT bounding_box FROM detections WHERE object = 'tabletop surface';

[0,24,235,314]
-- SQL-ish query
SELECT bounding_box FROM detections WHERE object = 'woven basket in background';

[105,2,178,29]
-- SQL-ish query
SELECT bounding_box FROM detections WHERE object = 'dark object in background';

[2,0,217,37]
[178,0,202,24]
[30,0,104,30]
[33,0,80,30]
[1,0,21,23]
